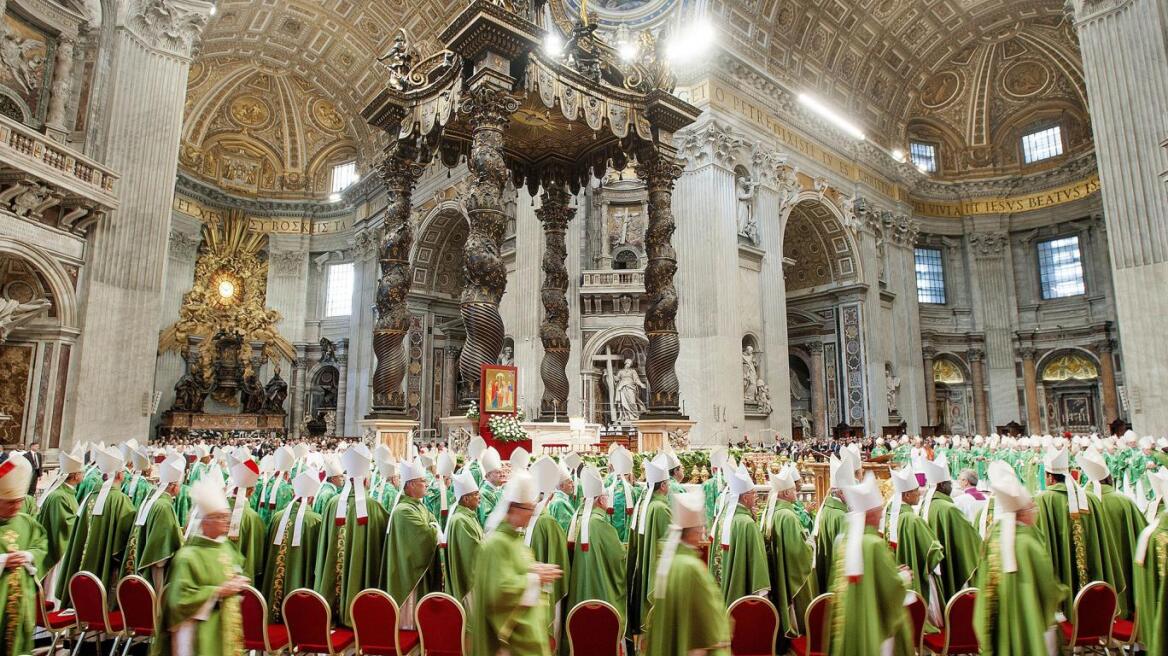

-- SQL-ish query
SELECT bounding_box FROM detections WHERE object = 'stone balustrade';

[580,268,646,316]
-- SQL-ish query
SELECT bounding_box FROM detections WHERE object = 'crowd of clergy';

[0,428,1167,655]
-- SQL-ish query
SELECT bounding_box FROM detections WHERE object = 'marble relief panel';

[0,343,34,445]
[0,12,51,124]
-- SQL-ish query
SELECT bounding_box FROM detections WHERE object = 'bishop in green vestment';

[883,469,943,610]
[974,462,1067,656]
[826,474,913,656]
[814,455,856,593]
[526,456,572,640]
[56,446,136,605]
[921,475,981,601]
[711,465,769,604]
[567,466,626,631]
[642,491,729,656]
[0,456,48,656]
[262,471,322,622]
[314,445,388,627]
[1134,509,1168,655]
[608,446,639,543]
[629,457,673,637]
[383,459,441,626]
[314,460,344,514]
[225,461,267,587]
[444,470,483,605]
[547,480,576,534]
[478,447,505,527]
[160,479,248,656]
[36,446,84,603]
[762,467,813,640]
[126,458,185,591]
[1080,447,1145,619]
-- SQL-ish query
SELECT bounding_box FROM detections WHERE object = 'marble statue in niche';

[885,362,901,415]
[790,368,809,402]
[742,344,759,400]
[264,366,289,414]
[735,167,760,245]
[755,378,772,415]
[0,297,49,343]
[610,358,647,422]
[497,344,514,366]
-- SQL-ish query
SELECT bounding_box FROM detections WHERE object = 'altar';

[158,411,286,439]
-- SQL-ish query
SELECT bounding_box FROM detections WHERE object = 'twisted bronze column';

[537,183,574,417]
[458,85,518,401]
[371,142,425,413]
[636,148,684,415]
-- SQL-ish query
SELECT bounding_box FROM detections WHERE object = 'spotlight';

[891,149,905,162]
[797,93,866,141]
[545,32,564,58]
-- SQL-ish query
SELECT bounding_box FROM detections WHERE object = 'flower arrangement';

[487,413,528,442]
[465,401,480,420]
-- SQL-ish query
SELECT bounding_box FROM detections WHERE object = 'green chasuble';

[174,484,191,528]
[226,496,266,589]
[702,473,724,527]
[825,527,913,656]
[256,479,293,527]
[423,479,456,525]
[382,495,441,607]
[642,543,729,656]
[924,492,980,601]
[608,478,641,544]
[0,512,48,656]
[478,481,501,527]
[76,467,102,503]
[1134,513,1168,655]
[444,504,482,604]
[567,505,626,629]
[527,508,570,619]
[159,536,244,656]
[1094,484,1146,618]
[547,490,575,534]
[884,503,942,609]
[313,489,387,627]
[261,499,321,623]
[630,492,671,635]
[813,496,848,593]
[765,500,814,638]
[36,483,78,572]
[19,496,34,515]
[123,474,154,509]
[1035,483,1121,615]
[712,503,769,604]
[55,485,136,605]
[973,522,1067,656]
[313,481,340,515]
[792,499,813,533]
[185,461,208,486]
[127,492,183,576]
[470,523,551,656]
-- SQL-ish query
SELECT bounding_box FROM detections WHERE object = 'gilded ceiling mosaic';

[782,200,858,293]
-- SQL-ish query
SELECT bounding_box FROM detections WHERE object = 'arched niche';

[782,199,860,294]
[580,327,648,426]
[411,204,469,300]
[1037,349,1101,433]
[932,354,973,435]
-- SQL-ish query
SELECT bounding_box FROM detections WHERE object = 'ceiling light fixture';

[797,93,865,141]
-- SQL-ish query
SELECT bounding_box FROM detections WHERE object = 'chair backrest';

[34,579,66,631]
[728,595,779,656]
[69,572,112,632]
[1071,581,1117,645]
[943,588,980,653]
[416,592,466,656]
[803,593,833,655]
[239,585,272,651]
[350,588,400,655]
[283,588,339,654]
[116,576,157,636]
[565,600,622,656]
[904,590,926,651]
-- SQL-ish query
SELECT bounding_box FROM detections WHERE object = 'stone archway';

[1036,349,1102,433]
[580,327,648,426]
[932,354,973,434]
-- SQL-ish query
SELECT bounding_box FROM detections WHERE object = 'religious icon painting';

[480,363,518,414]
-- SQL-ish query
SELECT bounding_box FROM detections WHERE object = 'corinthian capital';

[677,121,743,169]
[126,0,213,57]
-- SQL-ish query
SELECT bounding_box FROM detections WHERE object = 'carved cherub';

[378,29,418,91]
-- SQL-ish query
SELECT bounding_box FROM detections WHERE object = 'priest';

[314,444,388,627]
[629,454,673,639]
[263,470,322,622]
[56,444,135,605]
[762,465,813,642]
[0,456,47,656]
[608,446,640,543]
[314,455,345,514]
[161,478,249,656]
[470,470,562,656]
[526,456,571,642]
[882,467,943,616]
[546,463,576,534]
[478,447,505,527]
[383,458,440,628]
[973,462,1067,654]
[1134,482,1168,655]
[642,491,729,656]
[812,453,854,593]
[443,469,482,606]
[124,445,155,508]
[567,465,626,630]
[920,455,980,602]
[826,473,913,656]
[711,464,769,603]
[257,446,294,526]
[225,458,265,586]
[36,444,83,605]
[127,456,184,590]
[1080,445,1145,619]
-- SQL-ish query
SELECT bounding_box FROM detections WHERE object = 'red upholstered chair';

[115,575,157,656]
[282,588,354,655]
[68,571,125,656]
[565,600,623,656]
[728,595,779,656]
[905,590,928,655]
[36,579,76,655]
[240,585,290,655]
[1111,612,1138,653]
[349,588,419,656]
[415,592,467,656]
[923,588,979,655]
[790,593,832,656]
[1059,581,1117,653]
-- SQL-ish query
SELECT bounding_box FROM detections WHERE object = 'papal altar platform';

[158,411,287,437]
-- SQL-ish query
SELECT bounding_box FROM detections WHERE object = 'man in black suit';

[23,441,41,495]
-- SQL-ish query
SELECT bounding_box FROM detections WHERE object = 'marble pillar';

[1070,0,1168,432]
[809,342,826,438]
[922,347,938,426]
[291,356,307,439]
[1021,349,1042,432]
[69,0,211,444]
[335,347,349,436]
[968,232,1018,426]
[969,349,989,435]
[536,184,574,417]
[1096,340,1119,426]
[755,184,792,436]
[442,346,459,420]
